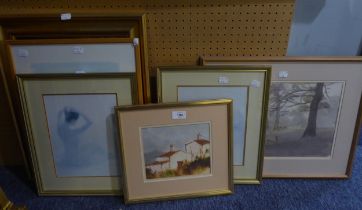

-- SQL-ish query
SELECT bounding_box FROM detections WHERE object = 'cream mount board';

[10,43,137,74]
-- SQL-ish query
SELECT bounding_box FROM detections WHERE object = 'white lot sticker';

[218,76,229,84]
[72,46,84,54]
[251,80,261,88]
[172,111,187,120]
[60,13,71,21]
[17,49,29,58]
[278,71,289,78]
[133,37,139,46]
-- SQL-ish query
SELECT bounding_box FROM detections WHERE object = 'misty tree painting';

[265,82,344,157]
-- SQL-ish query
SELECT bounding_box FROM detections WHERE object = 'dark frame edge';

[256,68,272,183]
[346,94,362,177]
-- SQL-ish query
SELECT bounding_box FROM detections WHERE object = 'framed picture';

[0,14,149,181]
[157,66,271,184]
[116,100,233,203]
[17,73,138,195]
[7,38,144,103]
[201,56,362,178]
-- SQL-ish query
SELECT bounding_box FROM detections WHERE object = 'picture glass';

[11,44,136,74]
[43,94,121,177]
[141,122,211,181]
[177,86,247,165]
[265,82,344,157]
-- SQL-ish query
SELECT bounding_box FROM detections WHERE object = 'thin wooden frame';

[116,99,234,203]
[0,187,11,209]
[201,56,362,178]
[0,187,27,210]
[157,66,271,184]
[17,73,138,195]
[0,14,149,181]
[0,14,149,102]
[6,38,144,104]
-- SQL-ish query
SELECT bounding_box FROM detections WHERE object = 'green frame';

[17,73,138,195]
[157,66,271,184]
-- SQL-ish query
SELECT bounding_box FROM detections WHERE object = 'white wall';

[287,0,362,55]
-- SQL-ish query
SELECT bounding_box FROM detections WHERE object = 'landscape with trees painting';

[265,82,344,157]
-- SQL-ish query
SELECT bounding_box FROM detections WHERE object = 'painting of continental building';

[141,123,211,180]
[265,82,344,157]
[178,86,247,165]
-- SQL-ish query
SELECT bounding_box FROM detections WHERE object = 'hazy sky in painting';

[178,86,247,165]
[266,82,345,157]
[141,123,210,161]
[323,82,344,97]
[317,82,343,127]
[269,82,344,128]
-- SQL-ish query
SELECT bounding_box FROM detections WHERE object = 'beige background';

[21,77,133,193]
[203,59,362,177]
[118,104,231,201]
[159,69,266,181]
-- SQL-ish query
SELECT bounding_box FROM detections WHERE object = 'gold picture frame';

[0,14,149,179]
[0,187,27,210]
[0,14,150,103]
[157,66,271,184]
[116,99,234,203]
[6,38,144,104]
[0,188,11,209]
[17,73,138,195]
[201,56,362,178]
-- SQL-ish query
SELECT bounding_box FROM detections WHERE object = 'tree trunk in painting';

[302,83,324,138]
[273,84,282,130]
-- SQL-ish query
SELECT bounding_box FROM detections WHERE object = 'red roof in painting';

[158,150,180,158]
[194,139,210,145]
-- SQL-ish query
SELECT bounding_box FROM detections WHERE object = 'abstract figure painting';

[141,123,211,181]
[265,82,344,157]
[178,87,247,165]
[17,73,137,194]
[43,94,120,177]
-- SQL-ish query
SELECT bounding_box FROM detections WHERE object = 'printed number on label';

[172,111,187,120]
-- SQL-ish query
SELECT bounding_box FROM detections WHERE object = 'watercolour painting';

[43,94,121,177]
[141,122,211,181]
[177,86,247,165]
[265,82,344,157]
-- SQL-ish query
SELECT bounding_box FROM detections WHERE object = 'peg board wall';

[0,0,294,72]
